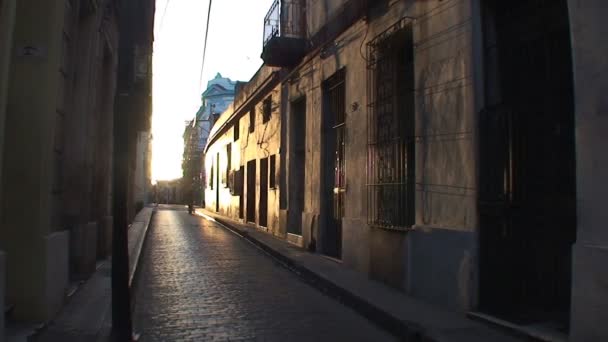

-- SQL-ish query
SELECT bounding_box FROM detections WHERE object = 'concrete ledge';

[287,233,303,247]
[571,243,608,342]
[198,208,520,342]
[69,222,98,278]
[30,206,156,342]
[44,231,69,321]
[128,206,156,288]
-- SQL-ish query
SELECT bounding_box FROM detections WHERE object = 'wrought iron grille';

[263,0,306,45]
[367,18,415,230]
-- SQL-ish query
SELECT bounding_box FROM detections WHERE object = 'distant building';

[196,73,238,150]
[183,73,238,206]
[154,179,184,205]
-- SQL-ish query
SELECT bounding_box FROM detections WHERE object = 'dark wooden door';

[322,69,345,259]
[239,166,245,219]
[479,0,576,327]
[259,157,269,227]
[215,152,220,212]
[246,160,256,223]
[289,98,306,235]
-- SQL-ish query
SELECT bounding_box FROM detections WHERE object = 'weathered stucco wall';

[205,73,283,236]
[407,0,477,310]
[284,0,477,310]
[306,0,350,38]
[568,1,608,340]
[0,0,66,321]
[0,0,120,321]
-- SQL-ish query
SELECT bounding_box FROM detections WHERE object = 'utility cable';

[199,0,213,91]
[157,0,172,39]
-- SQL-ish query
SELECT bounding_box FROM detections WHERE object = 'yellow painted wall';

[0,0,67,321]
[205,80,283,236]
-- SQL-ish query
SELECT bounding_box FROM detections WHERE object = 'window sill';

[369,223,415,232]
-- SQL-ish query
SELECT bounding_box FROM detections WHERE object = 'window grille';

[263,96,272,123]
[234,119,240,141]
[367,18,416,230]
[249,107,255,133]
[269,155,276,188]
[209,159,214,190]
[225,143,231,187]
[231,167,244,196]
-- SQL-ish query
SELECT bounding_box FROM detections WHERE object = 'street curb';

[129,207,157,310]
[199,210,431,342]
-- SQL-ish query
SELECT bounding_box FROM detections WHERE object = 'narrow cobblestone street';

[134,205,395,341]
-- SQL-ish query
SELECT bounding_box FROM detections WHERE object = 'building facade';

[205,66,284,234]
[184,73,238,206]
[134,131,153,209]
[154,179,184,205]
[197,73,238,150]
[116,0,156,224]
[204,0,608,340]
[0,0,155,331]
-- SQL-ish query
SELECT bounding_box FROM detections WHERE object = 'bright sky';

[151,0,274,182]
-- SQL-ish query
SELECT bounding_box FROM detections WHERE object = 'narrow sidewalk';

[27,206,156,342]
[197,208,522,342]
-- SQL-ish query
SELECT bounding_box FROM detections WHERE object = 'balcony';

[261,0,308,67]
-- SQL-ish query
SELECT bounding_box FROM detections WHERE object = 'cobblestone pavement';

[134,205,395,341]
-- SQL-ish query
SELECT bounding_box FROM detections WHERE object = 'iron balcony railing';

[263,0,305,46]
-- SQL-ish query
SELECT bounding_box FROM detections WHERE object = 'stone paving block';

[134,205,395,341]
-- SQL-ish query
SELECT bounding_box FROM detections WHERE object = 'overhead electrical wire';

[157,0,172,38]
[199,0,213,91]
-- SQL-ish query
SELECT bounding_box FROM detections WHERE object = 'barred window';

[225,143,232,187]
[234,119,240,141]
[269,155,276,189]
[209,159,214,190]
[263,96,272,123]
[249,107,255,133]
[367,19,415,230]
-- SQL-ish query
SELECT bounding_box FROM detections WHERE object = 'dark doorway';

[321,69,345,259]
[215,152,220,212]
[289,97,306,235]
[259,157,269,227]
[246,160,256,223]
[239,165,245,219]
[479,0,576,330]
